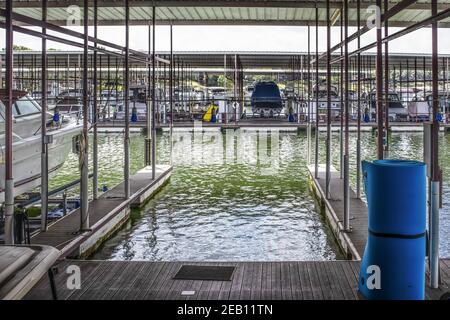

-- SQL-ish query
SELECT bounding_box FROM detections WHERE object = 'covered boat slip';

[23,259,450,300]
[1,0,450,301]
[30,165,172,258]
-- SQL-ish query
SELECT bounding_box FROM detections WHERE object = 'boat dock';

[30,165,172,258]
[98,121,450,133]
[308,164,368,260]
[24,259,450,300]
[23,164,450,301]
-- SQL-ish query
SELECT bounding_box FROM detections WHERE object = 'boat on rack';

[310,80,341,121]
[408,90,450,122]
[364,89,408,121]
[0,90,82,202]
[251,81,283,118]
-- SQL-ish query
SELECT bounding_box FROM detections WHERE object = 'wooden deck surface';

[25,259,450,300]
[309,165,368,257]
[31,165,172,257]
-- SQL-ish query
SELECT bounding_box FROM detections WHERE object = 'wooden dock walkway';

[31,165,172,258]
[24,259,450,300]
[97,120,449,132]
[308,164,367,259]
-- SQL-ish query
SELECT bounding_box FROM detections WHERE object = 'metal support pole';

[343,0,350,231]
[79,0,90,231]
[169,25,173,165]
[326,0,332,199]
[307,24,311,166]
[356,0,362,199]
[145,23,152,166]
[151,6,157,179]
[430,0,440,289]
[93,0,99,200]
[40,0,49,232]
[234,54,238,125]
[384,0,390,159]
[376,0,384,160]
[4,0,14,244]
[314,3,319,179]
[340,6,344,179]
[124,0,130,198]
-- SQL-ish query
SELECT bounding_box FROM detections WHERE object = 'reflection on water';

[50,129,450,260]
[91,130,340,261]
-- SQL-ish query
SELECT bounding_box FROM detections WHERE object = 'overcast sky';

[1,25,450,54]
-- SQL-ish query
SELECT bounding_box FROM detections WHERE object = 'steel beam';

[3,0,14,244]
[429,0,440,289]
[40,0,49,232]
[152,6,157,179]
[80,0,90,231]
[376,0,384,160]
[124,0,130,198]
[325,0,331,199]
[93,0,99,200]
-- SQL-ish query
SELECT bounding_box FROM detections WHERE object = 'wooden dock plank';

[280,261,293,300]
[124,261,165,300]
[259,261,272,300]
[288,262,302,300]
[305,261,324,300]
[25,259,450,300]
[271,261,283,300]
[297,261,314,300]
[250,262,263,300]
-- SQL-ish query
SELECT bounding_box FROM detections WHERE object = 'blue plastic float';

[359,159,427,300]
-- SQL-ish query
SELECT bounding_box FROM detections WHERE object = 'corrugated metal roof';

[4,50,449,70]
[4,0,450,27]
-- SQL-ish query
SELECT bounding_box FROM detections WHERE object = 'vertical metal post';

[145,23,152,166]
[340,6,344,179]
[430,0,440,289]
[307,24,311,166]
[343,0,350,231]
[169,25,174,165]
[40,0,49,232]
[384,0,389,159]
[151,6,157,179]
[326,0,332,199]
[314,3,319,179]
[356,0,362,199]
[376,0,384,160]
[224,54,227,123]
[124,0,130,198]
[93,0,99,200]
[80,0,90,230]
[4,0,14,244]
[234,54,238,125]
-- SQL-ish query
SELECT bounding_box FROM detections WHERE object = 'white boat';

[0,90,82,202]
[408,90,450,122]
[309,81,341,121]
[365,89,408,121]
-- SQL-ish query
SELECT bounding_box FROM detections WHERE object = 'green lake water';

[48,128,450,261]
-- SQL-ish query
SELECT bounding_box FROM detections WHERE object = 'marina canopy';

[3,0,450,28]
[6,50,449,70]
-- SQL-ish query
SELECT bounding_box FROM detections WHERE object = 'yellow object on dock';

[202,104,218,122]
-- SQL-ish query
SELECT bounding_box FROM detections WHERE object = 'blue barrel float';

[359,159,427,300]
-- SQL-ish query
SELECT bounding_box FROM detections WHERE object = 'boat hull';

[0,123,82,202]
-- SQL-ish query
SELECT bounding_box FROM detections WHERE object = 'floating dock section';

[31,165,172,258]
[307,164,367,260]
[25,260,450,300]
